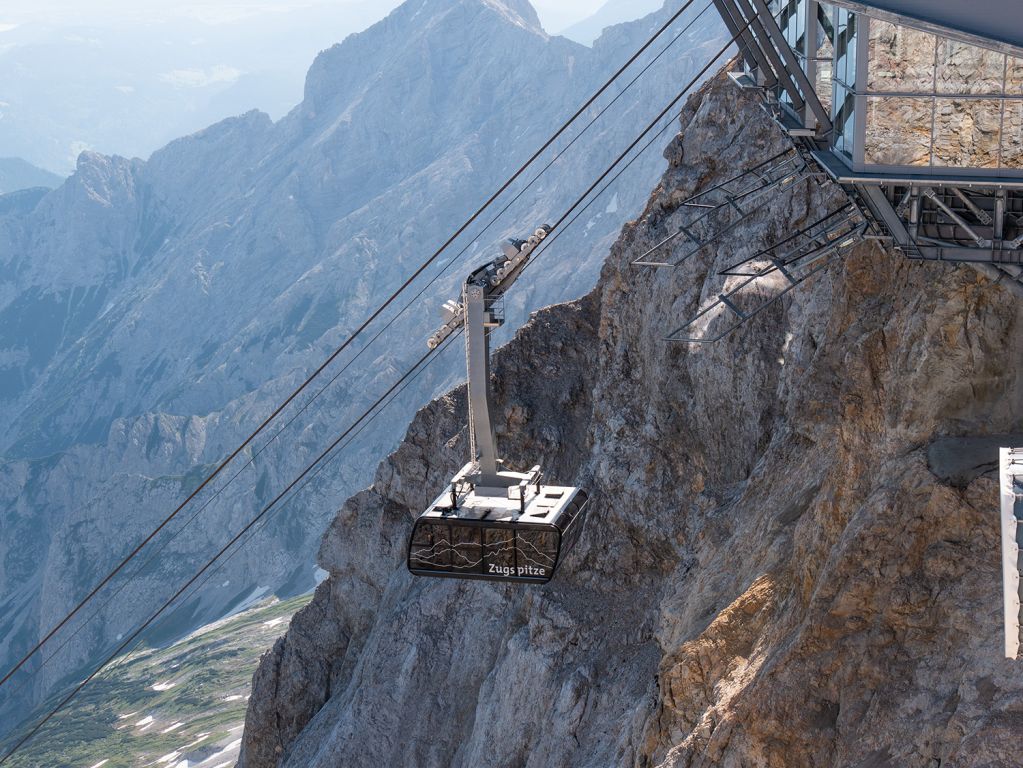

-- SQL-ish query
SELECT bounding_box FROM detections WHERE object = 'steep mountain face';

[239,72,1023,767]
[0,0,725,733]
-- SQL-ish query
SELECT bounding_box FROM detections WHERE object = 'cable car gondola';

[406,226,589,584]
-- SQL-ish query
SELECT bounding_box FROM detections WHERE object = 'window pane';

[867,20,936,92]
[409,522,451,572]
[815,6,834,112]
[933,99,1002,168]
[817,57,833,114]
[835,10,857,87]
[818,3,835,47]
[1002,101,1023,168]
[483,528,515,575]
[864,96,932,165]
[936,38,1005,94]
[515,530,558,579]
[833,83,856,158]
[779,0,795,48]
[1007,57,1023,94]
[449,524,483,574]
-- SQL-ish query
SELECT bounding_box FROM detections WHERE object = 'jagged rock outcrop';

[240,70,1023,767]
[0,0,724,729]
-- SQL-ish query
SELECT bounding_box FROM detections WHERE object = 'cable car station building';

[713,0,1023,286]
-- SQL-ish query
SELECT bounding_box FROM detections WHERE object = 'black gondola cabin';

[407,463,588,584]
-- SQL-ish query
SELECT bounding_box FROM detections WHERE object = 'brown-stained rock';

[239,68,1023,768]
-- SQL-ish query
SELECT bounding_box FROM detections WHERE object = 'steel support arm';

[749,0,834,133]
[714,0,779,88]
[464,283,502,487]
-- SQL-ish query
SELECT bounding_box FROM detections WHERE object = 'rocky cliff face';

[240,71,1023,767]
[0,0,725,734]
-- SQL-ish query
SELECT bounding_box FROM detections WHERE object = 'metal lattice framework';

[712,0,1023,297]
[666,205,867,343]
[633,149,816,267]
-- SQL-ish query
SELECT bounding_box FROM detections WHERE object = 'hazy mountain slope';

[0,0,725,735]
[562,0,664,45]
[239,71,1023,768]
[0,158,63,193]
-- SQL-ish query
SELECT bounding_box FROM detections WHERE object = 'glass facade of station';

[762,1,1023,175]
[862,20,1021,170]
[773,1,835,116]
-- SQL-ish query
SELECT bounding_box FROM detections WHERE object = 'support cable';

[0,0,702,692]
[0,23,747,761]
[0,345,438,765]
[4,3,718,702]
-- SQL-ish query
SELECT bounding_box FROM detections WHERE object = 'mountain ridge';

[0,0,725,732]
[238,69,1023,768]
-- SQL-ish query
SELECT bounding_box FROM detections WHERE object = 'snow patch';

[88,761,110,768]
[223,694,244,702]
[157,751,181,764]
[228,585,270,616]
[135,715,154,727]
[262,617,285,629]
[161,722,184,734]
[183,732,211,749]
[151,680,177,691]
[201,740,242,766]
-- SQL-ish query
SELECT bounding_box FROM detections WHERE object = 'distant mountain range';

[0,1,401,174]
[0,0,724,734]
[0,158,63,193]
[563,0,665,44]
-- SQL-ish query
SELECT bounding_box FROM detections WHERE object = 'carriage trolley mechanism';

[406,225,589,584]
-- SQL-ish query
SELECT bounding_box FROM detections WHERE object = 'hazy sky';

[0,0,610,32]
[0,0,628,171]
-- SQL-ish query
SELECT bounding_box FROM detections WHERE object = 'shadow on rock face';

[927,435,1023,488]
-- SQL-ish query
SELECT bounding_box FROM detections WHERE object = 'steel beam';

[715,0,780,88]
[712,0,761,75]
[951,187,993,225]
[731,0,807,112]
[749,0,834,133]
[464,284,500,486]
[923,187,991,247]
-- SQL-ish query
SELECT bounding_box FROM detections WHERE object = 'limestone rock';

[240,71,1023,768]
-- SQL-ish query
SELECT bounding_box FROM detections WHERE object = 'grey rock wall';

[240,70,1023,768]
[0,0,725,732]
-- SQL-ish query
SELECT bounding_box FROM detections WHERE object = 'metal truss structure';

[713,0,1023,295]
[666,204,866,342]
[633,149,817,267]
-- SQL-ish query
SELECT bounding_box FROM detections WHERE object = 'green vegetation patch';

[3,594,311,767]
